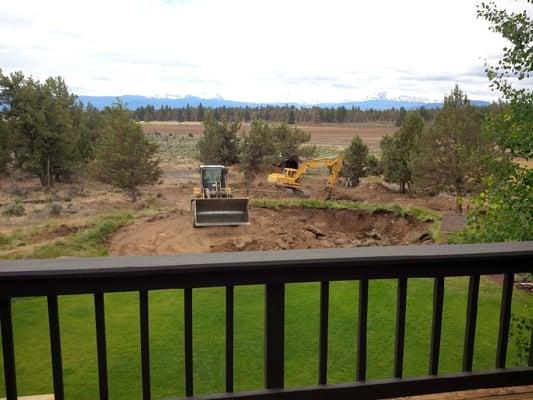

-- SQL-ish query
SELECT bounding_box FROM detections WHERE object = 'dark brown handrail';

[0,241,532,400]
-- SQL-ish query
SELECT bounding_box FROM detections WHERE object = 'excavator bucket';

[191,198,250,227]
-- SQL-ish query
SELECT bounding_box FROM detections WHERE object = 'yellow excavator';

[191,165,250,227]
[268,156,344,193]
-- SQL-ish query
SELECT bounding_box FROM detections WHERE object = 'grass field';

[1,278,531,399]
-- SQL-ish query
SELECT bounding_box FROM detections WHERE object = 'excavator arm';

[268,156,344,191]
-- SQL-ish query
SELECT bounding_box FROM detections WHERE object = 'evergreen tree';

[0,71,79,187]
[91,102,162,200]
[197,103,205,121]
[271,123,312,165]
[381,111,424,193]
[395,107,407,126]
[287,106,296,124]
[240,120,277,183]
[0,117,9,172]
[341,136,369,187]
[410,86,491,211]
[196,114,241,165]
[73,103,104,163]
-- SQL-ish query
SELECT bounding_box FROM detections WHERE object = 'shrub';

[48,201,63,216]
[2,202,25,217]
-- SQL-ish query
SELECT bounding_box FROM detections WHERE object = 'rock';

[516,283,533,291]
[144,214,165,223]
[302,230,316,240]
[365,230,383,241]
[304,225,325,237]
[276,239,290,250]
[417,232,432,243]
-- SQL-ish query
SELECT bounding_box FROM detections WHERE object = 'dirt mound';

[109,207,432,256]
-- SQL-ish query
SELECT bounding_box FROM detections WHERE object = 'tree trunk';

[399,182,405,193]
[455,194,464,214]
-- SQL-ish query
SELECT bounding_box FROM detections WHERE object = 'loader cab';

[200,165,227,191]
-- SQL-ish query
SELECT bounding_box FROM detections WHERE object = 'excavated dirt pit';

[109,207,433,256]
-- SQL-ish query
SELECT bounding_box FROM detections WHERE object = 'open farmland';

[141,121,397,151]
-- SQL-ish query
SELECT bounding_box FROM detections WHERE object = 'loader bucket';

[191,198,250,227]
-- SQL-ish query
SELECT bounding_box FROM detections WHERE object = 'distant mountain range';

[77,94,490,110]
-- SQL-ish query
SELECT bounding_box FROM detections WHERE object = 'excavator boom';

[268,156,343,191]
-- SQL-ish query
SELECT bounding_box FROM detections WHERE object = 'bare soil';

[109,207,432,256]
[141,122,397,150]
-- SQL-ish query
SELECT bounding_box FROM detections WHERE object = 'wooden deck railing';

[1,242,533,400]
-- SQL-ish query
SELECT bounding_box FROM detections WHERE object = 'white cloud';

[0,0,529,102]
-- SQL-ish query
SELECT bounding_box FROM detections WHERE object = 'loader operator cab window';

[201,167,226,190]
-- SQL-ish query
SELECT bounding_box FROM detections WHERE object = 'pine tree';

[0,117,9,172]
[341,136,368,187]
[196,114,241,165]
[91,102,162,200]
[0,71,79,187]
[381,111,424,193]
[410,86,491,211]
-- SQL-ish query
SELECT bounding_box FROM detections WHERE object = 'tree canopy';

[196,114,241,165]
[381,111,425,193]
[458,0,533,242]
[240,120,315,183]
[341,136,369,187]
[0,71,80,187]
[410,86,491,211]
[91,103,162,200]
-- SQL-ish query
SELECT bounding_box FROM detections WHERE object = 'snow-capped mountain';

[78,94,489,110]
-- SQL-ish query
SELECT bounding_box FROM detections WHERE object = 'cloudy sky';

[0,0,529,103]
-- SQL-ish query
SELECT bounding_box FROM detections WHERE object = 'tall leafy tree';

[410,86,491,211]
[196,114,241,165]
[381,111,424,193]
[458,0,533,242]
[91,102,162,201]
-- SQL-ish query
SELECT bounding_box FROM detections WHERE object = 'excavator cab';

[191,166,250,227]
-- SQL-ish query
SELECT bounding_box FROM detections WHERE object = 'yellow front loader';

[191,165,250,227]
[268,156,344,193]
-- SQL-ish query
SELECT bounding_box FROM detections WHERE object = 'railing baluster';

[463,275,480,372]
[139,290,150,400]
[496,273,514,369]
[394,278,408,378]
[429,277,445,375]
[0,298,17,399]
[357,280,368,382]
[94,293,109,400]
[47,295,64,400]
[529,322,533,367]
[265,283,285,389]
[184,287,193,397]
[319,281,329,385]
[226,286,234,393]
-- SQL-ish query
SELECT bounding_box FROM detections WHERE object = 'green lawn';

[0,278,531,399]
